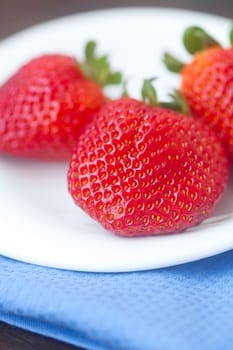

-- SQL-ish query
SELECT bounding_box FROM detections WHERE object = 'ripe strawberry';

[163,26,233,161]
[0,42,121,160]
[68,91,228,237]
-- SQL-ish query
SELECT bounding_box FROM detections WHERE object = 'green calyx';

[163,52,185,73]
[183,26,220,54]
[163,25,222,74]
[230,25,233,46]
[141,78,158,106]
[121,80,130,97]
[80,41,122,87]
[160,90,190,115]
[141,79,190,115]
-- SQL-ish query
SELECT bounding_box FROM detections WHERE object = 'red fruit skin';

[181,47,233,161]
[0,55,106,160]
[68,97,229,237]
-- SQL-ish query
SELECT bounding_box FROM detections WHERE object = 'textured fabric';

[0,252,233,350]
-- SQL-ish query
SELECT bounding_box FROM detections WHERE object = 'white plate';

[0,8,233,272]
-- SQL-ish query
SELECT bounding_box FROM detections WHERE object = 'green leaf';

[141,78,158,106]
[80,40,122,87]
[85,41,96,62]
[183,26,220,54]
[230,24,233,46]
[107,72,122,85]
[163,52,185,73]
[160,90,190,115]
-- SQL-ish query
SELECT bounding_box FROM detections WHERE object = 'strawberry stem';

[80,41,122,87]
[230,25,233,46]
[183,26,220,54]
[160,90,190,115]
[141,80,190,115]
[141,78,158,106]
[121,80,129,97]
[163,52,185,73]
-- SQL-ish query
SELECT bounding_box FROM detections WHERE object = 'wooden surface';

[0,0,232,349]
[0,0,233,40]
[0,322,82,350]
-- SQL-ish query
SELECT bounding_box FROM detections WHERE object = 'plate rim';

[0,7,232,272]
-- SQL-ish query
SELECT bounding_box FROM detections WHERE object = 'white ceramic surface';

[0,8,232,272]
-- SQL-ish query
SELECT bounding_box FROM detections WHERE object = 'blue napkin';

[0,251,233,350]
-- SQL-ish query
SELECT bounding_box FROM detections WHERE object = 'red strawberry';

[164,26,233,161]
[68,92,228,237]
[0,42,121,160]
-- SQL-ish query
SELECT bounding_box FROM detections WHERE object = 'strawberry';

[68,83,228,237]
[0,42,121,160]
[163,26,233,161]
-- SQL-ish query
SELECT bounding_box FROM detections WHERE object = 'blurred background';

[0,0,233,40]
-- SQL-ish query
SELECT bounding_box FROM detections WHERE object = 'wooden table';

[0,0,232,349]
[0,0,232,40]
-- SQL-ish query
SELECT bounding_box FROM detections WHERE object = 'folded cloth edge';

[0,311,103,350]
